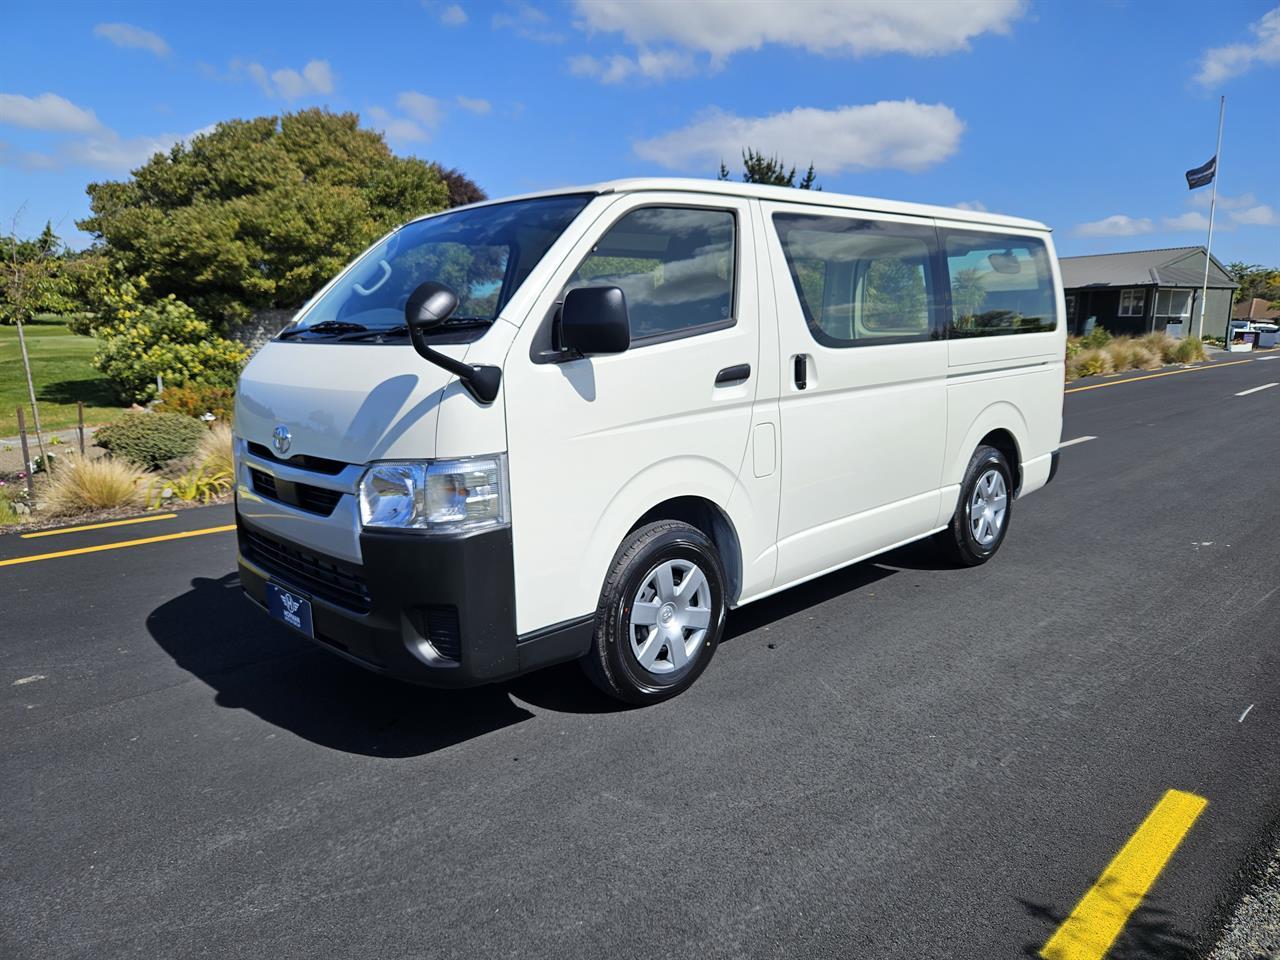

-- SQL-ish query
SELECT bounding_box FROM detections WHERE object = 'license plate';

[266,583,314,638]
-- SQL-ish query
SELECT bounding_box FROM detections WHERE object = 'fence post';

[77,401,85,455]
[17,406,34,499]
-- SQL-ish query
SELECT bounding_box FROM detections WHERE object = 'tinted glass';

[568,207,735,340]
[289,194,591,337]
[944,231,1057,337]
[773,213,938,346]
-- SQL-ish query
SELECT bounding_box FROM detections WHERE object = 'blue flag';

[1186,156,1216,190]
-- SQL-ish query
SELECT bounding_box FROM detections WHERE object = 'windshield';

[285,193,592,339]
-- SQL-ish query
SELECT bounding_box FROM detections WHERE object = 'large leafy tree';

[718,148,819,190]
[78,109,453,329]
[1226,261,1280,307]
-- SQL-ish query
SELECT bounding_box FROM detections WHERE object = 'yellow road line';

[1040,789,1208,960]
[0,524,235,568]
[1066,359,1255,393]
[20,513,177,539]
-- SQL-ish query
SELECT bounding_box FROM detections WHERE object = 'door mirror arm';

[404,281,502,403]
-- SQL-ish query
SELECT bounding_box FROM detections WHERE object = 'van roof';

[423,177,1051,233]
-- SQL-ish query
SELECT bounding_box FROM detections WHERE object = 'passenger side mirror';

[560,286,631,356]
[404,281,459,333]
[403,280,502,404]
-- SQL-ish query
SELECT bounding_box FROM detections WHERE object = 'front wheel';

[936,444,1013,566]
[583,520,727,705]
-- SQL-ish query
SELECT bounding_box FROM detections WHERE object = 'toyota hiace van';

[235,179,1064,703]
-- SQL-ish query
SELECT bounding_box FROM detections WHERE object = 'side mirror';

[561,286,630,356]
[405,281,459,332]
[403,281,502,404]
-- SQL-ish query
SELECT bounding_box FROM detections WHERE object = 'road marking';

[0,524,235,568]
[1256,356,1278,361]
[1040,789,1208,960]
[1239,704,1254,723]
[1235,382,1278,397]
[1059,436,1096,448]
[20,513,177,539]
[1065,358,1256,394]
[12,674,46,686]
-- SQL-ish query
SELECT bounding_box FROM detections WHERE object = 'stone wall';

[229,308,297,354]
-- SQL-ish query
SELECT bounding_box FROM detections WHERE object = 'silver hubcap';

[969,468,1008,547]
[629,559,712,674]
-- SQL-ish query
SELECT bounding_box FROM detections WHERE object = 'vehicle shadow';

[146,572,536,758]
[1017,894,1197,959]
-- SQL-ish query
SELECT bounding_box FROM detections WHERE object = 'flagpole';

[1199,95,1225,339]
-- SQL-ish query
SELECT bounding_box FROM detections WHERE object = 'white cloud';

[954,200,988,212]
[455,94,491,114]
[440,3,468,26]
[1195,6,1280,87]
[0,92,102,133]
[397,91,443,126]
[242,59,335,100]
[568,49,695,83]
[66,126,213,171]
[1074,215,1155,238]
[1163,211,1211,231]
[93,22,170,57]
[634,101,964,174]
[368,106,428,143]
[1231,204,1279,226]
[493,1,564,43]
[573,0,1025,65]
[1189,191,1257,210]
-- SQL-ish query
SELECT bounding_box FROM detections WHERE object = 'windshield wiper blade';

[278,320,369,340]
[337,325,409,342]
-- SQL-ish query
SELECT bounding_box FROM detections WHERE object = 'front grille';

[241,527,371,613]
[250,468,344,517]
[247,442,347,475]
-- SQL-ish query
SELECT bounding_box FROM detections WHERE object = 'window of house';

[567,206,735,341]
[1118,288,1146,317]
[772,213,938,347]
[1155,289,1192,318]
[1065,294,1076,321]
[943,231,1057,337]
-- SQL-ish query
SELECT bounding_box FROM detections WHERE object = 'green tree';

[718,148,820,190]
[1226,261,1280,307]
[78,109,456,330]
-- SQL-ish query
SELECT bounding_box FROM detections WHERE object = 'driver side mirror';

[560,286,631,356]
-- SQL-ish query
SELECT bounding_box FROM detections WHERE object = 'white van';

[234,178,1064,703]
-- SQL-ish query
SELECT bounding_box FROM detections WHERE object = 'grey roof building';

[1059,246,1237,338]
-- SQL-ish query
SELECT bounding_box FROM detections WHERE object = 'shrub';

[149,462,233,507]
[1130,345,1162,370]
[95,412,207,468]
[195,422,234,478]
[91,284,248,404]
[1080,326,1112,349]
[1140,332,1179,364]
[44,455,146,514]
[160,383,236,422]
[1068,348,1115,379]
[1172,335,1206,364]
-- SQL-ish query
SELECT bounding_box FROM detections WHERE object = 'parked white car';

[234,179,1065,703]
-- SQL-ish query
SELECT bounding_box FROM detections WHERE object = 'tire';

[583,520,727,705]
[936,444,1014,567]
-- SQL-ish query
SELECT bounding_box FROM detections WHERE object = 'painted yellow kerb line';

[1066,358,1255,393]
[20,513,178,539]
[1040,789,1208,960]
[0,524,235,568]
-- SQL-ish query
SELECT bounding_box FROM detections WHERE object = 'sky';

[2,0,1278,265]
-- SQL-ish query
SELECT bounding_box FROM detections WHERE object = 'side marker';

[1040,789,1207,960]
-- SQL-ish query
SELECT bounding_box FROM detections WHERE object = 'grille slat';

[250,468,343,517]
[247,442,347,475]
[241,528,370,613]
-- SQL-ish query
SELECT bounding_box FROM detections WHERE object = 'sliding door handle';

[715,364,751,386]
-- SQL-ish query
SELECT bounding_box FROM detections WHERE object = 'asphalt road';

[3,355,1279,960]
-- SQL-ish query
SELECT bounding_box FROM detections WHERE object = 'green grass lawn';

[0,318,128,438]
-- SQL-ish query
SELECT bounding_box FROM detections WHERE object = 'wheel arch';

[630,496,744,606]
[949,401,1030,496]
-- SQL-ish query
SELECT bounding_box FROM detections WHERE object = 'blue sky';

[3,0,1277,265]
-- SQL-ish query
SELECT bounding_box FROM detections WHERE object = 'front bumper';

[237,513,592,687]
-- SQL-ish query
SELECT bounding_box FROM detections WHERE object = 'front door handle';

[715,364,751,386]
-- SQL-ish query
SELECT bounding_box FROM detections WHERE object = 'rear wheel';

[583,520,726,705]
[936,444,1013,566]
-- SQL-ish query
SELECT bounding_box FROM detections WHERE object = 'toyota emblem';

[272,425,292,455]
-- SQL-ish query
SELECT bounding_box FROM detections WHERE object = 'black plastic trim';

[1047,449,1061,486]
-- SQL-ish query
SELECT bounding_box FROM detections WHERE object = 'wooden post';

[77,401,85,455]
[17,406,34,499]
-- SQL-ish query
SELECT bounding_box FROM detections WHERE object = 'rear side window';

[943,231,1057,337]
[772,213,940,347]
[567,206,735,341]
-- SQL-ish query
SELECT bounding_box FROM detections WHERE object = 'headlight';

[358,455,509,533]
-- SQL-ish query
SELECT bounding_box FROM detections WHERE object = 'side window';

[772,213,938,347]
[567,206,735,341]
[943,231,1058,337]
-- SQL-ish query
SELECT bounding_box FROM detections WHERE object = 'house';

[1232,297,1280,323]
[1058,246,1237,339]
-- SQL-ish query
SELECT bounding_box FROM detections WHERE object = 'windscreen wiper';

[278,320,369,340]
[337,318,492,342]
